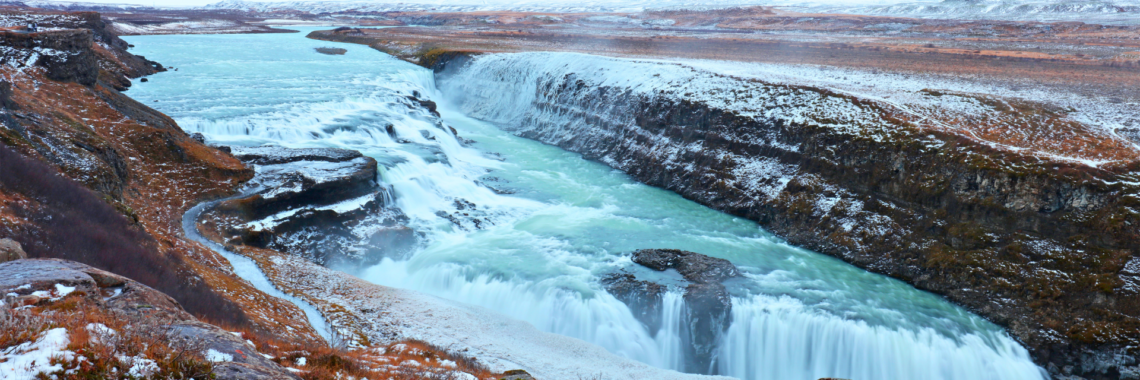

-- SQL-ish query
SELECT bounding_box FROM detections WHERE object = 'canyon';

[306,8,1140,379]
[2,2,1139,380]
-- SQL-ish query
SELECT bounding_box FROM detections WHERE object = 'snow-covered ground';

[195,0,1140,24]
[445,52,1138,169]
[667,58,1140,167]
[0,328,74,380]
[108,19,280,35]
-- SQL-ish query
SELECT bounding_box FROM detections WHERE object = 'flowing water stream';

[127,28,1047,380]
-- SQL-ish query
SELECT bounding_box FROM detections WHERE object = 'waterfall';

[435,51,1047,380]
[127,32,1046,380]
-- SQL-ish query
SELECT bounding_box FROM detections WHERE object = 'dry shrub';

[0,144,252,329]
[203,321,499,380]
[1,295,216,380]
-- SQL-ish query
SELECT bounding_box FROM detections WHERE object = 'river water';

[125,28,1046,380]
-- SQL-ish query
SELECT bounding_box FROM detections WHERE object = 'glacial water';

[126,28,1047,380]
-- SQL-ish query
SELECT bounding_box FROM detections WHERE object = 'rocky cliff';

[0,8,326,347]
[400,49,1140,379]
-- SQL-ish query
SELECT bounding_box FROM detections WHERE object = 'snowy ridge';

[814,0,1140,25]
[198,0,923,13]
[4,0,165,11]
[441,52,1138,168]
[198,0,1140,23]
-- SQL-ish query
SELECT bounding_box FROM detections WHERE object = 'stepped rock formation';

[198,145,416,267]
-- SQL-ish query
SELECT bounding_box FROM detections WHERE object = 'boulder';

[0,238,27,263]
[500,369,536,380]
[601,273,664,333]
[0,259,301,380]
[314,47,347,55]
[0,258,191,321]
[682,282,733,374]
[169,321,301,380]
[632,248,739,284]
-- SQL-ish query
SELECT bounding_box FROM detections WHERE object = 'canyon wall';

[426,51,1140,379]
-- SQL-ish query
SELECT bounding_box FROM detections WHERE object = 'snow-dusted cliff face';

[436,51,1140,378]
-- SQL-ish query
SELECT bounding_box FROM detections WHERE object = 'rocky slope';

[0,6,325,348]
[0,8,522,380]
[367,46,1140,379]
[0,258,304,379]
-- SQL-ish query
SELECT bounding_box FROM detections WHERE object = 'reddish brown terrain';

[314,7,1140,97]
[0,8,510,380]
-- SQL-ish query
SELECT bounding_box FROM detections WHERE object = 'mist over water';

[126,29,1046,380]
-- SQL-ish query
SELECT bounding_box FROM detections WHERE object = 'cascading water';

[126,29,1046,380]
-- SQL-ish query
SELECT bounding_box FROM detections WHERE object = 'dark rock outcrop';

[601,273,665,332]
[169,322,302,380]
[500,369,537,380]
[0,11,163,90]
[200,146,415,267]
[606,249,739,374]
[315,47,347,55]
[632,248,739,284]
[681,282,733,374]
[0,28,98,85]
[220,146,381,219]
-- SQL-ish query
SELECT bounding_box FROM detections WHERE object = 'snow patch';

[0,328,73,380]
[205,348,233,362]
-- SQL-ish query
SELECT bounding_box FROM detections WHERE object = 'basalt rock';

[222,145,381,219]
[169,322,302,380]
[0,29,98,85]
[632,248,740,284]
[499,369,536,380]
[200,145,414,267]
[315,47,347,55]
[0,258,191,321]
[608,249,739,374]
[601,273,665,332]
[0,11,163,89]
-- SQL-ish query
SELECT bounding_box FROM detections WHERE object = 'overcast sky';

[44,0,929,9]
[57,0,328,6]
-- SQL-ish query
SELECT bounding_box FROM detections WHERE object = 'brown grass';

[1,295,217,380]
[201,318,501,380]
